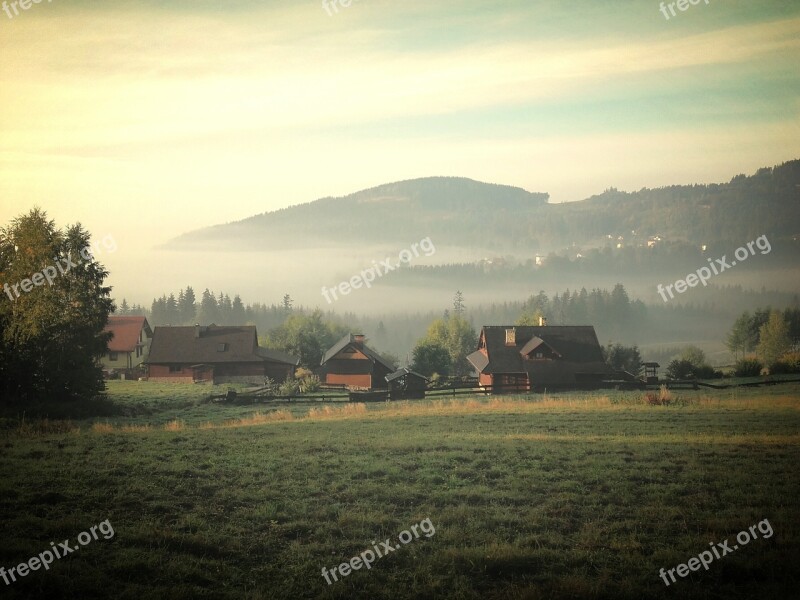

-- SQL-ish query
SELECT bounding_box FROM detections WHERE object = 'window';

[217,343,228,352]
[109,352,118,361]
[505,329,516,345]
[535,352,543,359]
[169,365,182,373]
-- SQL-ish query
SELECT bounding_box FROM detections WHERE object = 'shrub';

[733,358,762,377]
[734,358,762,377]
[278,379,301,396]
[665,359,694,380]
[666,359,720,380]
[295,367,314,380]
[770,354,800,375]
[694,365,721,379]
[299,374,321,394]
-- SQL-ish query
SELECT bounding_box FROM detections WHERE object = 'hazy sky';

[1,0,799,256]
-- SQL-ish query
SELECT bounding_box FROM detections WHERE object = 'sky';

[0,0,799,305]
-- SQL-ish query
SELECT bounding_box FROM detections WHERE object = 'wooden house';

[466,325,612,392]
[386,367,428,400]
[319,334,394,390]
[145,324,298,384]
[101,316,153,377]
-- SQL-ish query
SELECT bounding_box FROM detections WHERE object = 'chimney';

[195,324,201,338]
[538,316,547,327]
[352,334,365,347]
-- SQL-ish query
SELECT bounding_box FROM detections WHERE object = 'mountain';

[166,161,800,253]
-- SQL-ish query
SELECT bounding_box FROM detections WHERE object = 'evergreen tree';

[165,293,179,325]
[197,289,220,325]
[179,286,196,324]
[453,291,465,315]
[231,294,246,324]
[0,209,113,403]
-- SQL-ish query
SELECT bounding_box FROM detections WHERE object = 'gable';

[105,316,151,352]
[332,347,370,361]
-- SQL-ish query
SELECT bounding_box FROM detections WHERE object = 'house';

[101,316,153,377]
[386,367,428,400]
[466,325,613,392]
[145,324,298,384]
[319,333,394,390]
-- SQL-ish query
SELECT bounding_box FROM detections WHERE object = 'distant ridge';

[165,161,800,253]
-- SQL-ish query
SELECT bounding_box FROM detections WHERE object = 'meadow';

[0,382,798,599]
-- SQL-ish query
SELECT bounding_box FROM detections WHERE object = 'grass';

[0,383,798,598]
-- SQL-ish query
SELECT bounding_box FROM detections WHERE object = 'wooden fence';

[211,377,800,404]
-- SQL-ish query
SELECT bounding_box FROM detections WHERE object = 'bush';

[278,379,301,396]
[694,365,722,379]
[734,358,763,377]
[769,353,800,375]
[299,374,321,393]
[665,359,694,380]
[666,359,720,380]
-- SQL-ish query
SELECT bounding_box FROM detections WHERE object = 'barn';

[466,325,612,392]
[146,324,298,384]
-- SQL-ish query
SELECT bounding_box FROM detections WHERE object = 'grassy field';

[1,382,798,599]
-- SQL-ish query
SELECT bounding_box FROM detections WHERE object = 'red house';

[466,325,612,392]
[319,334,394,390]
[146,324,298,384]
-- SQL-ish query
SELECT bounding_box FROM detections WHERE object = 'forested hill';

[167,177,548,251]
[166,160,800,253]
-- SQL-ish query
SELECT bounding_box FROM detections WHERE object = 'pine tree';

[453,291,465,315]
[179,286,196,324]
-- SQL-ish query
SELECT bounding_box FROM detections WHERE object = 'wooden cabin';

[466,325,612,392]
[146,324,298,384]
[319,334,394,390]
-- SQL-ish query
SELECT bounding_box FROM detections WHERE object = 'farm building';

[386,367,428,400]
[319,333,394,390]
[466,325,613,392]
[101,316,153,377]
[146,324,298,384]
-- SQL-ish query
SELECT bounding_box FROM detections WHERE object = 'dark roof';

[147,325,296,366]
[257,347,300,366]
[104,316,151,352]
[467,326,611,376]
[386,367,428,383]
[321,334,394,371]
